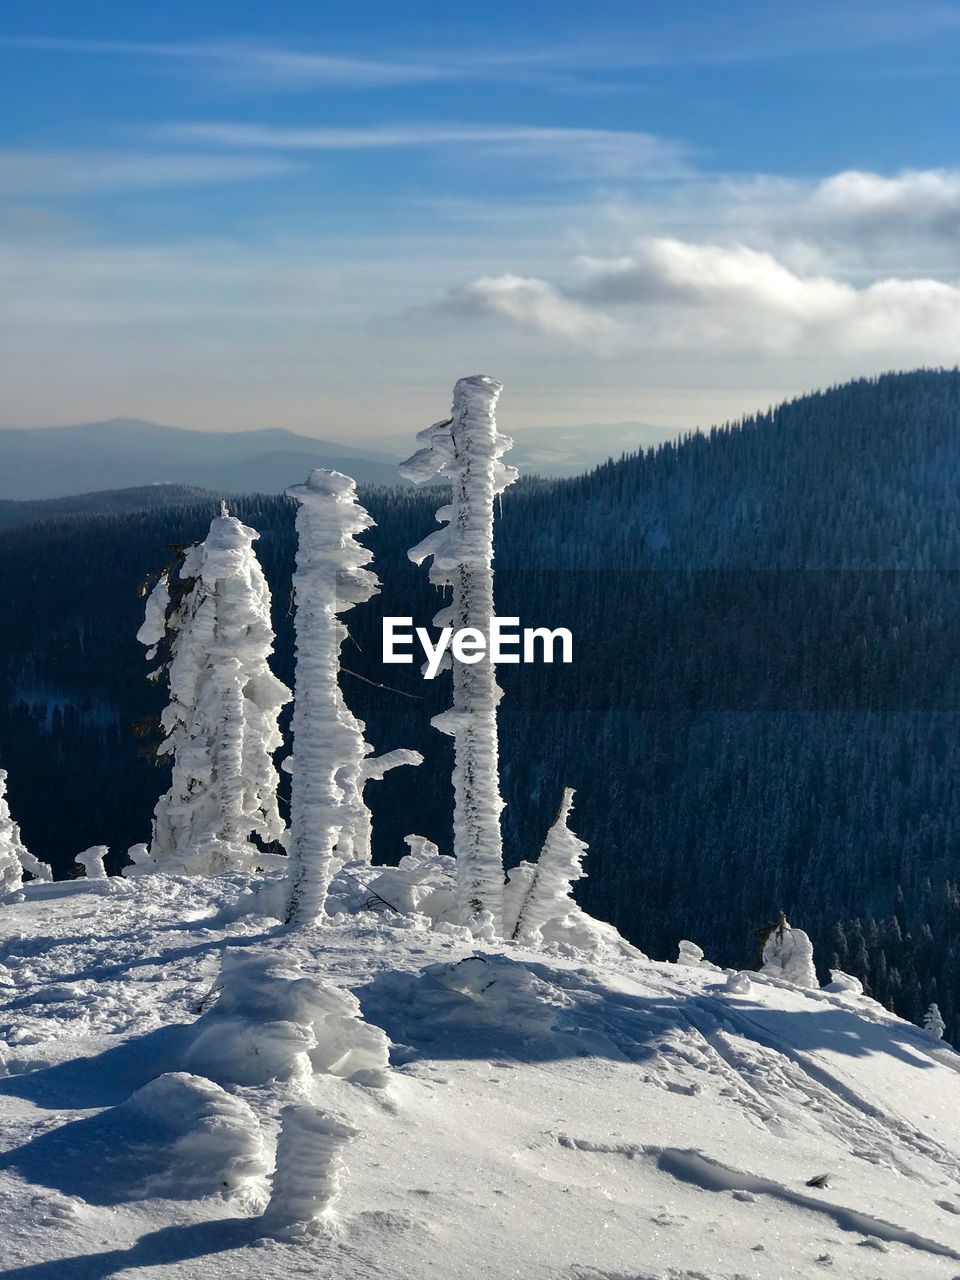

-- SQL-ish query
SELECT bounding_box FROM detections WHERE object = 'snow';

[2,871,959,1279]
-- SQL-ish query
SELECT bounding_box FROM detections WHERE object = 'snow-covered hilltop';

[1,871,959,1279]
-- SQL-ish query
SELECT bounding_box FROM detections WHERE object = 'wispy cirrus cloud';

[5,5,960,88]
[0,36,451,88]
[0,149,298,197]
[158,121,689,179]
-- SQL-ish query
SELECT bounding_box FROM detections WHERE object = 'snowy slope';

[1,873,959,1280]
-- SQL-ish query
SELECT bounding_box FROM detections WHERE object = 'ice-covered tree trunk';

[0,769,52,892]
[923,1002,945,1039]
[284,470,420,925]
[401,375,517,934]
[345,748,423,862]
[139,509,291,875]
[507,788,588,941]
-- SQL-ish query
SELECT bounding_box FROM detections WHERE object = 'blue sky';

[2,1,960,440]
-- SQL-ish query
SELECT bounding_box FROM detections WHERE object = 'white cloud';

[452,274,619,341]
[456,236,960,358]
[811,169,960,232]
[578,240,850,319]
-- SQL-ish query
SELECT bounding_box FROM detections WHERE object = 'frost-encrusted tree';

[923,1002,945,1039]
[139,507,291,875]
[76,845,109,880]
[400,375,518,934]
[284,469,421,927]
[506,788,587,941]
[758,911,819,988]
[0,769,52,892]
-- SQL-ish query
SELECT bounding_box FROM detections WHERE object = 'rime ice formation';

[760,913,819,988]
[725,970,753,995]
[0,769,52,892]
[122,843,155,878]
[400,375,518,935]
[283,469,421,927]
[924,1002,946,1039]
[677,939,706,966]
[139,510,291,876]
[506,788,588,942]
[824,970,865,995]
[75,845,109,880]
[265,1106,358,1233]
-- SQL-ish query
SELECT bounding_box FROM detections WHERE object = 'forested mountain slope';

[2,369,960,1041]
[0,485,215,530]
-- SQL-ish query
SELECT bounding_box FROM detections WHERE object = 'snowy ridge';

[1,872,959,1279]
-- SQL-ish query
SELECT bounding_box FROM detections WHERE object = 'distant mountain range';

[0,417,669,501]
[0,419,400,501]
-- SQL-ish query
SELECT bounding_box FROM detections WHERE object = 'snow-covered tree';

[759,911,818,988]
[506,788,587,941]
[923,1002,945,1039]
[284,470,421,926]
[0,769,52,892]
[76,845,108,879]
[139,507,291,875]
[400,375,518,934]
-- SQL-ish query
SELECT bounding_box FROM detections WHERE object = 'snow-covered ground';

[1,871,959,1279]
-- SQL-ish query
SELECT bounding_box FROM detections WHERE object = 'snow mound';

[118,1072,267,1199]
[186,947,390,1088]
[824,969,865,995]
[1,1070,266,1205]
